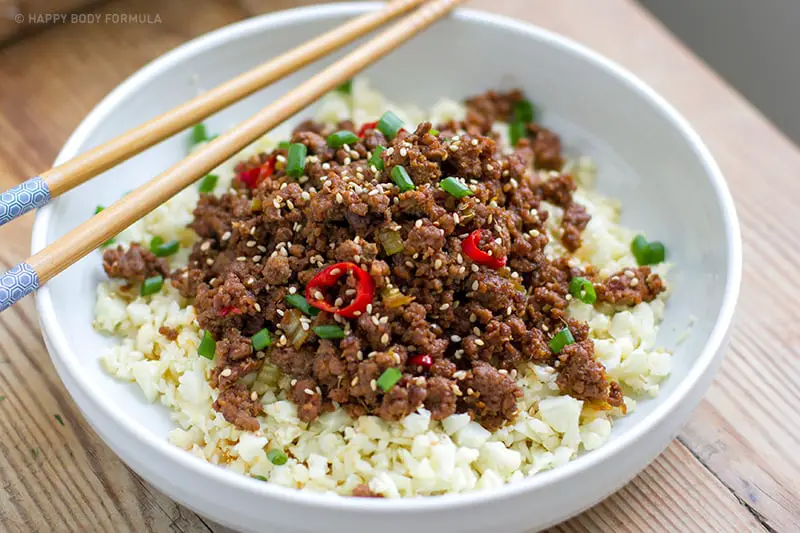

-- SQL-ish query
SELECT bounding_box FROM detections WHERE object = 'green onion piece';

[286,143,307,178]
[377,228,404,256]
[549,327,575,354]
[189,123,209,147]
[95,205,105,215]
[252,475,267,482]
[569,277,597,305]
[429,128,440,136]
[198,331,216,360]
[277,141,291,150]
[54,414,64,426]
[285,293,320,316]
[391,165,415,192]
[140,275,164,297]
[336,79,353,94]
[267,449,288,465]
[149,237,180,257]
[313,325,345,340]
[252,328,272,351]
[369,145,386,170]
[198,174,218,193]
[377,111,404,140]
[150,236,163,249]
[377,367,402,392]
[439,177,473,199]
[327,130,360,148]
[646,241,666,264]
[102,238,116,248]
[512,99,535,123]
[631,234,666,265]
[509,121,527,146]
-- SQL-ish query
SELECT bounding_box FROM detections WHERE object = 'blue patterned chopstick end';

[0,263,40,313]
[0,176,51,226]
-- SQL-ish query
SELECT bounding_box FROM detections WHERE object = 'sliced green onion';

[439,177,473,199]
[286,143,307,178]
[336,79,353,94]
[313,325,345,339]
[377,228,404,256]
[198,174,218,193]
[377,367,403,392]
[285,293,320,316]
[267,449,288,465]
[252,328,272,351]
[140,275,164,296]
[369,145,386,170]
[569,277,597,305]
[189,123,209,147]
[95,205,105,215]
[101,238,116,248]
[429,128,440,136]
[509,121,527,146]
[198,331,216,360]
[150,237,180,257]
[391,165,415,192]
[54,414,64,426]
[252,475,267,482]
[377,111,404,140]
[327,130,360,148]
[549,327,575,354]
[512,99,535,123]
[277,141,291,150]
[631,234,666,265]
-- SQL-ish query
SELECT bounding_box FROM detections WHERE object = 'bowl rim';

[31,1,742,512]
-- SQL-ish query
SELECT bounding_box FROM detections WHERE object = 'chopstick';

[0,0,427,228]
[0,0,466,313]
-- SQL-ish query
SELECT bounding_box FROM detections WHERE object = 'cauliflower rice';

[93,80,671,497]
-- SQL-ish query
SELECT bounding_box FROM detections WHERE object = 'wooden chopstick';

[0,0,466,313]
[0,0,426,228]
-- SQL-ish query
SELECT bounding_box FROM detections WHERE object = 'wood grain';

[0,0,798,531]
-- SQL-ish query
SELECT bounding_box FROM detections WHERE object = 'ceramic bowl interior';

[31,3,740,532]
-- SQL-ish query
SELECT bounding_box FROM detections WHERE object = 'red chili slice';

[357,121,378,139]
[218,306,241,317]
[238,155,276,189]
[461,229,507,270]
[408,354,432,370]
[305,262,375,318]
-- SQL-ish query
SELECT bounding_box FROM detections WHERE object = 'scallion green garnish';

[336,79,353,94]
[377,111,404,140]
[277,141,291,150]
[509,121,527,146]
[569,277,597,305]
[286,143,307,178]
[198,174,218,193]
[439,177,473,199]
[267,449,288,465]
[198,331,216,360]
[512,99,535,123]
[102,238,116,248]
[631,234,666,265]
[391,165,415,192]
[313,325,345,340]
[189,123,209,147]
[140,275,164,296]
[549,327,575,354]
[95,205,105,215]
[377,367,403,392]
[252,328,272,351]
[252,475,268,482]
[369,146,386,170]
[285,293,319,316]
[54,414,64,426]
[429,128,440,136]
[327,130,360,148]
[149,237,180,258]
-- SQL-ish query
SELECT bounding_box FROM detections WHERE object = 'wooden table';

[1,0,798,531]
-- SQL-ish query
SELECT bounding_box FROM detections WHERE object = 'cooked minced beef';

[103,90,666,432]
[103,243,169,282]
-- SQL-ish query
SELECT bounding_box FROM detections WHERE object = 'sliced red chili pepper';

[305,262,374,318]
[357,121,378,139]
[461,229,506,270]
[408,354,432,370]
[218,306,241,317]
[238,156,276,189]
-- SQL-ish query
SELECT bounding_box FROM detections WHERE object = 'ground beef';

[104,89,663,431]
[102,243,169,283]
[158,326,179,341]
[352,484,383,498]
[596,267,666,306]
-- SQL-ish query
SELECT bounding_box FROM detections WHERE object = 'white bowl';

[31,3,741,532]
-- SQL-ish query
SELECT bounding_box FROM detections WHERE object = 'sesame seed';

[380,333,389,344]
[313,290,324,300]
[236,256,247,262]
[221,368,232,377]
[474,339,485,346]
[277,309,285,317]
[379,316,389,324]
[335,193,344,204]
[246,240,256,247]
[371,316,380,326]
[351,377,359,386]
[252,255,262,262]
[470,139,479,146]
[206,258,214,265]
[345,289,356,296]
[469,313,476,322]
[471,281,479,290]
[434,259,443,269]
[250,391,258,401]
[330,268,341,276]
[506,306,513,315]
[289,287,297,294]
[400,148,408,157]
[498,369,508,375]
[471,264,480,272]
[415,219,423,228]
[370,379,377,392]
[200,241,211,251]
[450,335,461,342]
[304,388,314,395]
[301,322,310,331]
[353,311,362,316]
[221,231,231,241]
[473,327,481,336]
[366,303,373,314]
[630,278,640,287]
[343,157,352,165]
[254,303,262,312]
[440,303,450,311]
[290,379,297,386]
